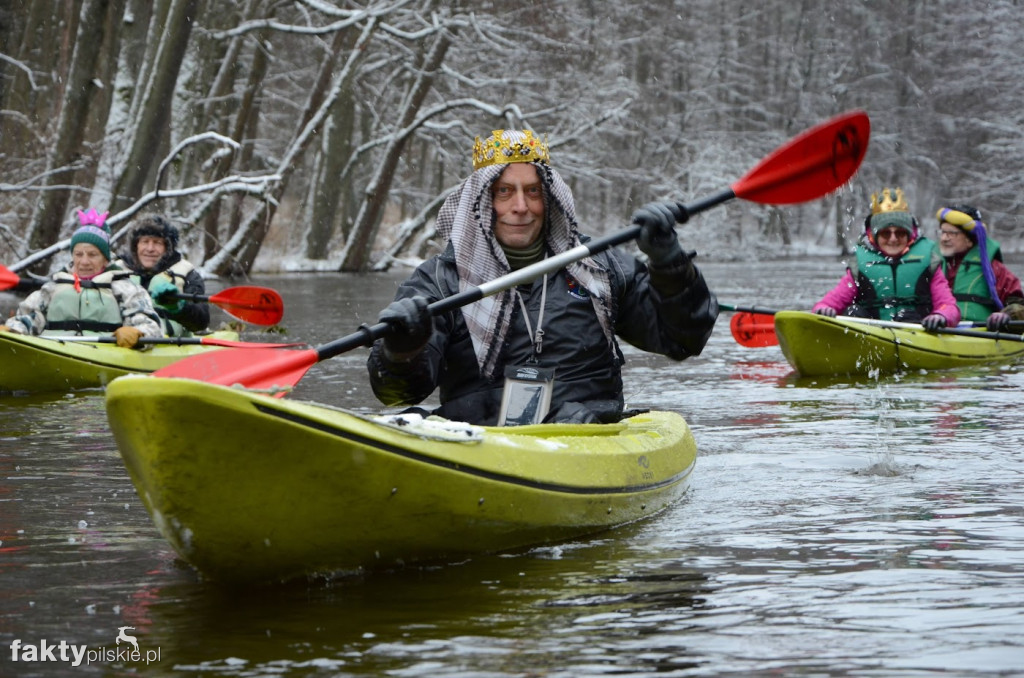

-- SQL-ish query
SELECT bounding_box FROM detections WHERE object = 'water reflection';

[1,259,1023,676]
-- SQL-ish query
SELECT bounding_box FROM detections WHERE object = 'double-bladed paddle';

[154,110,871,392]
[39,334,303,349]
[0,264,283,326]
[822,315,1024,342]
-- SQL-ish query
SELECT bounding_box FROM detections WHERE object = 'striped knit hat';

[71,208,111,260]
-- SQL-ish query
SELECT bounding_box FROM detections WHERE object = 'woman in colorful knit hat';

[812,187,960,329]
[367,129,718,426]
[936,204,1024,331]
[0,208,162,347]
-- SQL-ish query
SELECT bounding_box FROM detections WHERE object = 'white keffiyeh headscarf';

[435,131,615,380]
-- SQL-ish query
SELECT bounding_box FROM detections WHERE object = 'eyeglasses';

[876,228,909,240]
[938,228,965,238]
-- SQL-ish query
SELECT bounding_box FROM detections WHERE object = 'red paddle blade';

[208,286,284,326]
[732,110,869,205]
[154,347,318,394]
[0,265,21,291]
[730,311,779,348]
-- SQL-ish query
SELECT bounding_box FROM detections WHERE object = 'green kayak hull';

[105,375,698,584]
[775,311,1024,377]
[0,331,239,393]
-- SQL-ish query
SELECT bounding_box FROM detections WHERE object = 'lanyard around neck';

[516,272,548,358]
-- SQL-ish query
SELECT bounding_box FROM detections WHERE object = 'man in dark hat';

[120,214,209,336]
[936,204,1024,331]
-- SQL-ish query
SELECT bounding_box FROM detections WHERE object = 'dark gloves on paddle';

[921,314,947,331]
[634,202,688,268]
[986,312,1010,332]
[149,279,184,312]
[379,296,432,358]
[814,307,838,318]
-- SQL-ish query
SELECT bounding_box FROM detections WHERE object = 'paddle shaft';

[833,315,1024,342]
[153,112,870,388]
[312,189,737,362]
[39,334,301,348]
[722,304,1024,330]
[720,303,780,315]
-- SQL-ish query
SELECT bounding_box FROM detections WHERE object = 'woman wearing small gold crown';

[367,129,718,425]
[811,187,960,329]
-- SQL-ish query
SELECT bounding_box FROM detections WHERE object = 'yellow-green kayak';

[775,310,1024,377]
[105,375,697,584]
[0,331,239,393]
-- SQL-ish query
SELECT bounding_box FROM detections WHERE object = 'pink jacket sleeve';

[812,269,857,314]
[929,272,961,325]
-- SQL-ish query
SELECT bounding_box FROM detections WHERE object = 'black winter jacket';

[368,243,717,425]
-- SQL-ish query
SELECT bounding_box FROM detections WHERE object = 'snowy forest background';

[1,0,1023,279]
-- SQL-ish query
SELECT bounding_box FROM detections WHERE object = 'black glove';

[986,312,1010,332]
[815,307,837,318]
[378,296,432,356]
[634,202,686,268]
[921,314,947,331]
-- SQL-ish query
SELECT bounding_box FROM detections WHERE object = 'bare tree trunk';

[0,0,68,159]
[338,29,452,272]
[228,28,350,272]
[109,0,199,213]
[206,19,379,276]
[304,68,356,260]
[23,0,123,275]
[202,24,271,265]
[222,72,268,273]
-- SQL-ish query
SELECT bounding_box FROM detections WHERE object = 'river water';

[2,256,1023,677]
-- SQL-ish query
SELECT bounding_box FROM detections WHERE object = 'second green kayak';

[775,310,1024,377]
[0,331,240,393]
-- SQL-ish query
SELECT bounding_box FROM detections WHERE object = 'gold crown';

[870,187,909,214]
[472,129,550,171]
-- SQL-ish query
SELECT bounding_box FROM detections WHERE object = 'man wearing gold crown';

[367,129,717,425]
[0,208,163,347]
[812,187,960,329]
[935,203,1024,331]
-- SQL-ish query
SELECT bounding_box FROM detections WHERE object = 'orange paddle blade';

[207,286,284,326]
[730,311,779,348]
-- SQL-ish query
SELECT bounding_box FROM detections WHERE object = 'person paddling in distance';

[0,209,162,347]
[935,204,1024,332]
[812,187,960,330]
[118,214,209,336]
[367,129,718,426]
